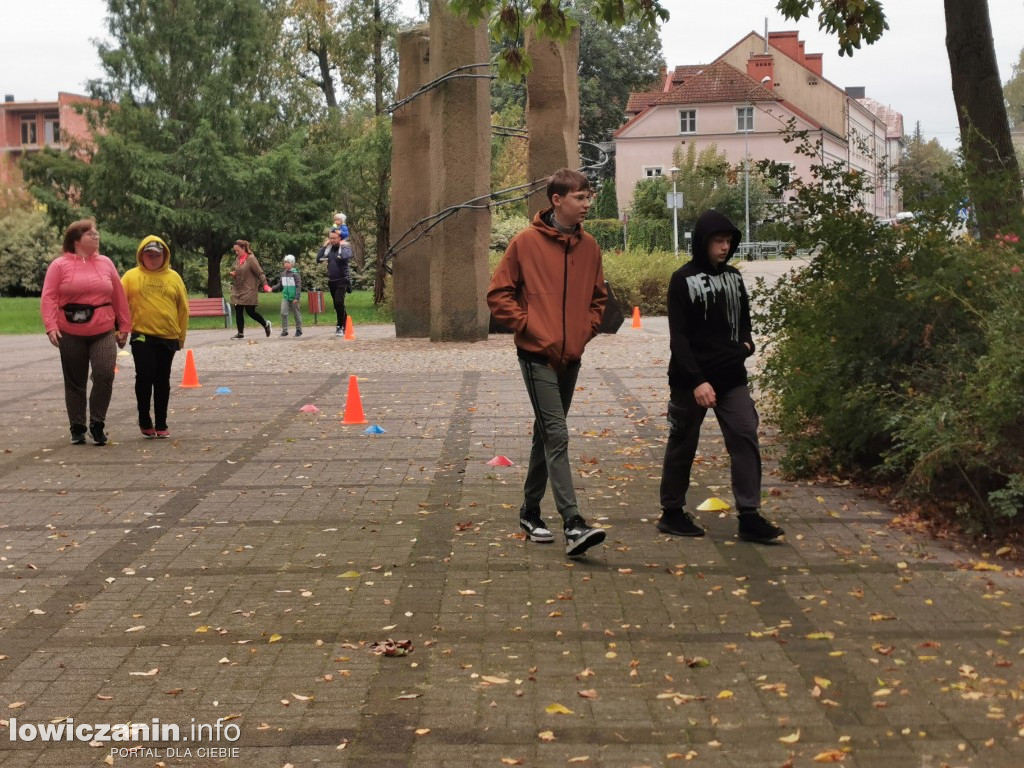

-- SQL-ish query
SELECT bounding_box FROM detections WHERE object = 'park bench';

[187,298,232,328]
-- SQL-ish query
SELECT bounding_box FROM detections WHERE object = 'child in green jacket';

[272,255,303,337]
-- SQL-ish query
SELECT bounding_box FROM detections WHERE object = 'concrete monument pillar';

[427,0,491,342]
[525,27,581,218]
[391,27,432,337]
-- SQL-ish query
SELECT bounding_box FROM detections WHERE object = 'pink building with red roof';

[0,92,95,196]
[614,31,904,224]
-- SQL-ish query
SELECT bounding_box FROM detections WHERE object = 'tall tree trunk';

[374,180,390,305]
[371,0,391,304]
[313,40,338,109]
[944,0,1023,237]
[206,243,224,298]
[373,0,385,116]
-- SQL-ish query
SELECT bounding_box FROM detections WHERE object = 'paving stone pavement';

[0,308,1021,768]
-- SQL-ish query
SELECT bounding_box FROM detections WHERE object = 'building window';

[644,167,663,178]
[678,109,696,134]
[736,106,753,132]
[44,113,60,145]
[21,114,37,145]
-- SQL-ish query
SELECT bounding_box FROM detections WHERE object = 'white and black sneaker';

[563,515,606,557]
[519,507,554,543]
[335,325,344,337]
[264,320,272,337]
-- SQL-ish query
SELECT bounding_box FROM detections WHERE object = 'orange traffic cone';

[344,315,355,340]
[342,375,367,424]
[180,349,201,388]
[631,306,642,329]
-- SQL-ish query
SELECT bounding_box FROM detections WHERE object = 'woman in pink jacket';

[40,219,132,445]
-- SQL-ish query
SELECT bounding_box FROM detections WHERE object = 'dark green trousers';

[519,359,581,524]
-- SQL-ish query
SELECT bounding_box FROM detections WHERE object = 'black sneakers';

[519,506,554,543]
[264,320,272,337]
[563,515,606,557]
[89,422,107,446]
[231,333,244,340]
[70,425,87,445]
[295,329,302,337]
[280,329,289,337]
[656,508,705,537]
[738,512,785,543]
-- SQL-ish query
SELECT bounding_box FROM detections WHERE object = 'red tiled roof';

[670,65,704,86]
[654,60,778,106]
[625,65,709,114]
[625,91,662,114]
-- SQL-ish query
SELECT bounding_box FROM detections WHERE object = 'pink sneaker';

[155,429,170,439]
[140,427,156,438]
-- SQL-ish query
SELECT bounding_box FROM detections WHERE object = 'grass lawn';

[0,291,392,335]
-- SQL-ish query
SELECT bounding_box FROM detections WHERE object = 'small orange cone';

[344,315,355,340]
[631,306,642,329]
[180,349,201,388]
[342,375,367,424]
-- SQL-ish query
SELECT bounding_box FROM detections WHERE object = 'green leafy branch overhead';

[776,0,889,56]
[447,0,669,80]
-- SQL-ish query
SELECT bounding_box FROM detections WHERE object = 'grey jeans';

[280,298,302,331]
[519,359,581,524]
[659,384,762,512]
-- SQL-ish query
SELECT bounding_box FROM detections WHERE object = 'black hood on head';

[691,209,741,270]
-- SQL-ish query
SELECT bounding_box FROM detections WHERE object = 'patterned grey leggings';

[58,331,118,427]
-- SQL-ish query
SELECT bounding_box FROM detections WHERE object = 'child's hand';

[263,284,271,292]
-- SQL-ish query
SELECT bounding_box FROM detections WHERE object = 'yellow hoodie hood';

[136,235,171,271]
[123,235,188,348]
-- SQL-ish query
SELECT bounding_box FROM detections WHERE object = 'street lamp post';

[744,75,772,246]
[669,165,680,257]
[743,108,751,245]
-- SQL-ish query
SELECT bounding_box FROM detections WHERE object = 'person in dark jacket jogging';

[487,168,608,557]
[657,209,784,543]
[316,228,352,336]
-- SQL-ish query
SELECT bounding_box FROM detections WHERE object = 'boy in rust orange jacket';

[487,168,608,558]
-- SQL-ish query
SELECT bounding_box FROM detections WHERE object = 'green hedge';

[585,218,625,252]
[626,218,674,252]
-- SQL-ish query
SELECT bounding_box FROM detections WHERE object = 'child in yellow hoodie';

[121,237,189,438]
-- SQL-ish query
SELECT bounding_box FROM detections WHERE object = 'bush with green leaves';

[753,132,1024,533]
[601,248,677,316]
[586,218,625,251]
[0,208,60,296]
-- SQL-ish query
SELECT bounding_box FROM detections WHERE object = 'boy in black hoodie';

[657,210,784,543]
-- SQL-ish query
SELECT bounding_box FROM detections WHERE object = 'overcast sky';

[3,1,1022,150]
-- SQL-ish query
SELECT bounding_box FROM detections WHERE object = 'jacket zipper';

[561,238,570,365]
